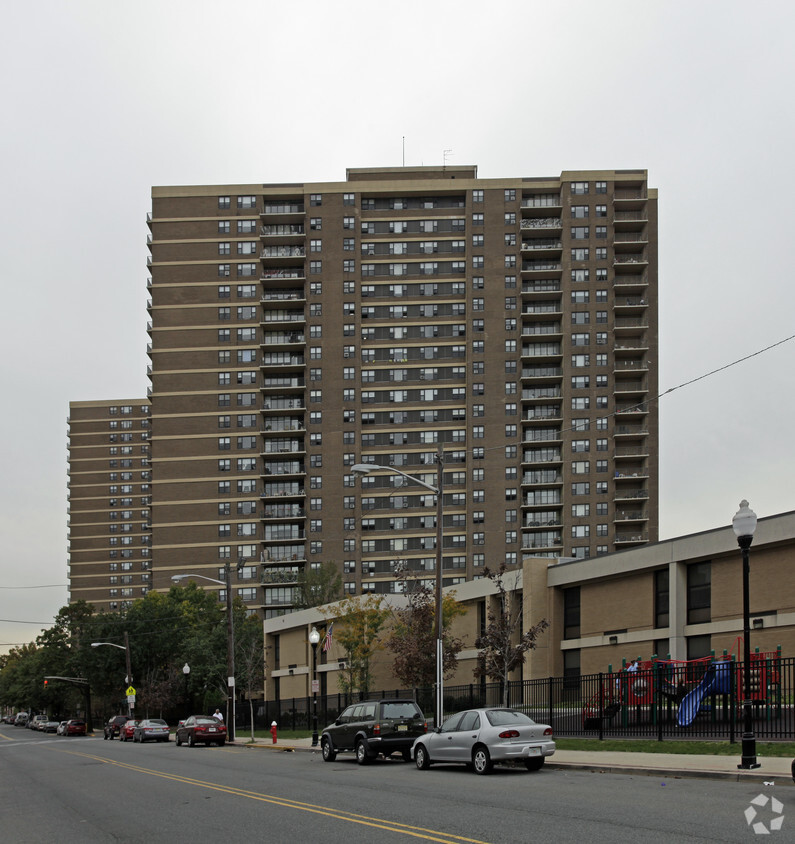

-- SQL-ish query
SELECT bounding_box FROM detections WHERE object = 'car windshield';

[485,709,535,727]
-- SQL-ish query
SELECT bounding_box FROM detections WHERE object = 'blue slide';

[677,661,732,727]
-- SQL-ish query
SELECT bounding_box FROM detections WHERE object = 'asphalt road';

[1,725,791,843]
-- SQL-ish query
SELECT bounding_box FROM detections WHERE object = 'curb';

[546,761,786,783]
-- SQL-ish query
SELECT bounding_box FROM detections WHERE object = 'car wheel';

[176,733,182,746]
[472,745,493,775]
[415,744,431,770]
[355,739,371,765]
[103,733,108,740]
[524,757,544,772]
[321,737,336,762]
[188,733,195,747]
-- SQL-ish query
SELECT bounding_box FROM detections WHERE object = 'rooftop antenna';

[443,149,453,171]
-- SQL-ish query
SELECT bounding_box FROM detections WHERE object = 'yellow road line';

[56,747,490,844]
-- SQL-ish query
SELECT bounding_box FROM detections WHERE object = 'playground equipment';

[582,642,782,730]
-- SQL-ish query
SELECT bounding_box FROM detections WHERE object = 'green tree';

[320,595,389,697]
[235,613,266,741]
[293,561,343,609]
[386,577,464,689]
[474,564,549,707]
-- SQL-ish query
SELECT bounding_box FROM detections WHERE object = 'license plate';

[527,746,541,756]
[397,725,407,731]
[209,727,217,732]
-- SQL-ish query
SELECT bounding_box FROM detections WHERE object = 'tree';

[474,564,549,707]
[320,595,389,697]
[386,576,464,690]
[235,614,266,742]
[293,561,342,610]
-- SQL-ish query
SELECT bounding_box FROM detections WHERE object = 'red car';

[65,719,87,736]
[119,719,139,742]
[175,715,227,747]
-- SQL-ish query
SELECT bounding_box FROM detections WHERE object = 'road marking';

[54,747,490,844]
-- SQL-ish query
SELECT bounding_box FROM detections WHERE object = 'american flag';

[322,622,334,652]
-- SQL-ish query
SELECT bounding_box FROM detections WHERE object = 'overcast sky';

[2,0,793,653]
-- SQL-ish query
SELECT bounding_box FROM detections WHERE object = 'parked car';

[133,719,170,743]
[14,712,29,726]
[42,720,60,733]
[175,715,227,747]
[29,715,49,731]
[320,699,426,764]
[65,719,87,736]
[412,708,555,775]
[103,715,129,740]
[119,719,139,742]
[56,721,69,735]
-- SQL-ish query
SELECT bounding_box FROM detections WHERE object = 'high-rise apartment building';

[68,166,657,616]
[139,165,658,619]
[67,400,152,611]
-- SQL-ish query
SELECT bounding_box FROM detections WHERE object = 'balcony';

[520,217,562,230]
[613,253,648,272]
[260,202,305,217]
[522,260,562,274]
[260,567,300,585]
[261,245,306,259]
[261,483,305,498]
[261,224,305,238]
[520,239,562,255]
[521,195,562,211]
[262,397,304,411]
[262,290,305,302]
[263,505,305,519]
[261,310,305,324]
[261,331,304,346]
[261,269,305,281]
[615,532,649,545]
[522,280,561,295]
[521,343,562,360]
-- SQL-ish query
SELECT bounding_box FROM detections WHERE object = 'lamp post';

[91,631,134,718]
[732,499,759,770]
[172,562,240,743]
[352,446,445,728]
[182,663,191,719]
[309,626,320,746]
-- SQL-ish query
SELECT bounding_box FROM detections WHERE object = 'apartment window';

[504,189,516,201]
[237,263,257,276]
[563,587,581,638]
[504,275,516,288]
[472,190,484,202]
[218,415,230,428]
[237,195,257,208]
[237,220,257,233]
[343,192,355,205]
[595,247,607,260]
[571,482,590,495]
[571,182,589,195]
[687,561,711,624]
[218,437,231,450]
[218,307,231,320]
[595,204,607,217]
[504,233,516,246]
[343,216,355,229]
[655,568,670,629]
[343,259,355,273]
[310,239,322,253]
[571,248,589,261]
[218,394,230,407]
[309,193,322,206]
[218,196,231,209]
[218,285,231,299]
[595,226,607,239]
[309,260,322,274]
[237,284,256,298]
[571,226,589,240]
[572,269,589,283]
[571,205,589,218]
[595,181,607,194]
[310,217,322,230]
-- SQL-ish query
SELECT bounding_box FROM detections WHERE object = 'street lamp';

[351,446,445,728]
[309,626,320,747]
[91,632,134,718]
[172,562,240,743]
[182,663,191,719]
[732,499,759,770]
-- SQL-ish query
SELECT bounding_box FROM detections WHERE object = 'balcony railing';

[261,246,306,258]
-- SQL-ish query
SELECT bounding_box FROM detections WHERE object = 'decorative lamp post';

[309,626,320,747]
[352,446,445,728]
[182,663,191,719]
[172,561,242,743]
[732,499,759,770]
[91,632,134,718]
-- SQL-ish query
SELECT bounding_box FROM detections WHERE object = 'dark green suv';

[321,699,426,764]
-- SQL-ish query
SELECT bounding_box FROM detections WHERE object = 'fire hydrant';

[270,721,278,744]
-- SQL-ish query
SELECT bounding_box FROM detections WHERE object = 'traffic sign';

[126,686,136,696]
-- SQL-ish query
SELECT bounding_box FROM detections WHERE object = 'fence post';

[547,676,553,730]
[729,659,736,744]
[656,661,663,742]
[597,673,604,741]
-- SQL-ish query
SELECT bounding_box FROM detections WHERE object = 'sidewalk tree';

[474,564,549,707]
[386,576,464,689]
[320,595,389,697]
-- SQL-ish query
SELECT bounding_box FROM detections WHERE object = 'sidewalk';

[244,737,794,783]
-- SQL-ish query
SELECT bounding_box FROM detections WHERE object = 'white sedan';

[412,708,555,775]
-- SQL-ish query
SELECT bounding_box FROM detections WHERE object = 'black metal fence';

[256,656,795,742]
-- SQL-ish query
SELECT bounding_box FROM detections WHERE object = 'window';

[343,192,355,205]
[309,193,322,206]
[687,562,711,624]
[563,587,580,638]
[218,196,230,209]
[343,259,355,273]
[237,195,257,209]
[238,219,257,233]
[343,216,355,229]
[218,285,231,299]
[472,189,483,202]
[237,263,257,276]
[571,226,589,239]
[310,217,321,230]
[504,189,516,201]
[310,239,322,252]
[218,307,231,320]
[571,182,589,195]
[237,284,256,298]
[595,226,607,239]
[595,181,607,194]
[571,248,589,261]
[655,568,670,629]
[572,269,589,283]
[571,205,589,218]
[309,260,322,274]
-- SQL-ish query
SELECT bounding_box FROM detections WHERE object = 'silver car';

[412,708,555,775]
